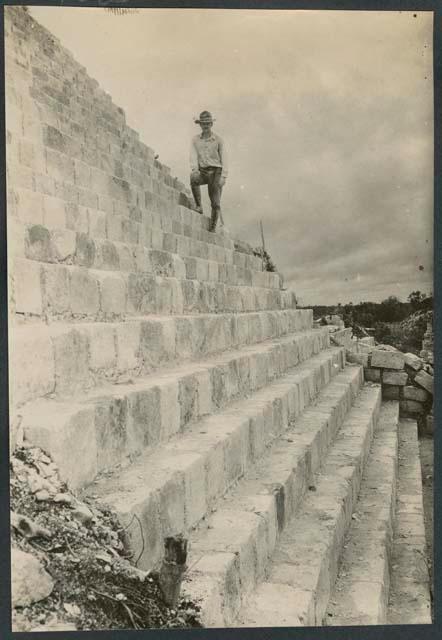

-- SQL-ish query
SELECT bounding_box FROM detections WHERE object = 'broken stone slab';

[383,371,408,386]
[11,548,54,607]
[404,353,423,372]
[414,370,433,395]
[371,350,405,370]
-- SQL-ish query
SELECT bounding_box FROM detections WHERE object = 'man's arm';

[190,138,199,173]
[218,138,228,179]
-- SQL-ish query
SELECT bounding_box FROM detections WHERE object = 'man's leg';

[208,169,222,232]
[190,170,207,213]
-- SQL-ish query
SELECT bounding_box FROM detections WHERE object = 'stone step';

[9,219,281,290]
[20,330,334,489]
[387,420,432,624]
[85,348,347,577]
[324,401,399,626]
[11,257,296,320]
[10,309,313,408]
[235,383,381,628]
[8,187,242,258]
[183,366,365,626]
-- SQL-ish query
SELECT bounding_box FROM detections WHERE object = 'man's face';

[200,121,212,134]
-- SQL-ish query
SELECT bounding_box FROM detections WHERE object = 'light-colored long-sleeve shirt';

[190,133,228,178]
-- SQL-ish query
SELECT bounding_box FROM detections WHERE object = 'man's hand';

[219,176,226,188]
[191,169,200,181]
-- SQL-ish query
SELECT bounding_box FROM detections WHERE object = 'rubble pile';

[10,447,202,631]
[347,344,434,433]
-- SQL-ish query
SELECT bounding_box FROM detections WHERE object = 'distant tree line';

[306,291,433,354]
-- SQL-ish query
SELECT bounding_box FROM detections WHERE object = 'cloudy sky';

[29,7,433,306]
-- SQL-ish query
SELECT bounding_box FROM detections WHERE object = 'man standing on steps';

[190,111,228,232]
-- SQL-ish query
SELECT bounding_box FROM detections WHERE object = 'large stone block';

[364,367,381,382]
[404,352,423,371]
[23,404,98,489]
[403,386,429,402]
[87,323,117,372]
[382,385,400,401]
[15,188,44,225]
[43,194,66,229]
[13,258,42,315]
[52,327,90,396]
[383,370,408,386]
[70,268,100,315]
[371,349,405,370]
[10,325,55,407]
[400,400,425,415]
[414,370,433,395]
[100,273,127,315]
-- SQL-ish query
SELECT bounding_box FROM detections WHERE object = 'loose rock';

[11,548,54,607]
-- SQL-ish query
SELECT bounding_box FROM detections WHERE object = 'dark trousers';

[190,166,223,231]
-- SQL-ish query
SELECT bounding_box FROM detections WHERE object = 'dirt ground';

[419,435,434,614]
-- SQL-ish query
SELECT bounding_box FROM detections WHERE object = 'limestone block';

[382,385,400,400]
[99,273,126,315]
[75,232,96,268]
[181,453,208,528]
[70,268,100,315]
[78,187,99,210]
[383,370,408,386]
[51,228,76,261]
[43,194,66,229]
[13,257,42,315]
[45,147,75,184]
[65,202,89,234]
[116,322,141,372]
[371,349,405,370]
[94,395,128,470]
[126,386,161,450]
[15,188,44,225]
[10,325,55,406]
[22,403,98,489]
[98,240,120,270]
[159,380,180,440]
[40,264,70,315]
[414,370,433,395]
[150,226,164,250]
[74,159,91,189]
[347,352,369,367]
[364,366,380,383]
[400,400,425,416]
[87,323,117,372]
[403,386,429,402]
[11,548,54,608]
[404,352,423,371]
[51,327,90,396]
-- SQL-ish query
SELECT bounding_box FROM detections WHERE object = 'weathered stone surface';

[364,367,381,383]
[11,548,54,607]
[383,370,408,386]
[400,400,425,415]
[414,370,433,395]
[404,352,423,371]
[382,385,400,400]
[403,386,429,402]
[371,349,405,370]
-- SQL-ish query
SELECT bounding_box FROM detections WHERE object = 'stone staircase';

[6,6,431,629]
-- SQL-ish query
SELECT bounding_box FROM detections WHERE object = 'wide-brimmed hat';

[194,110,215,124]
